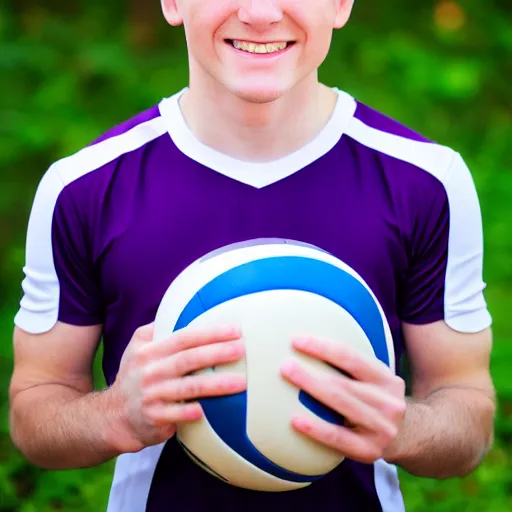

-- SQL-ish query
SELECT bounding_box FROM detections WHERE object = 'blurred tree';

[128,0,160,48]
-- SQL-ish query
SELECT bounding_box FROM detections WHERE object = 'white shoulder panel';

[14,117,167,334]
[345,118,491,333]
[442,153,491,332]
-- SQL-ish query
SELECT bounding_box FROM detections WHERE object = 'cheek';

[183,23,217,62]
[182,6,228,53]
[302,26,334,67]
[292,6,337,63]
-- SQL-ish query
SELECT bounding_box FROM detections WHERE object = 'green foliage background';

[1,0,511,510]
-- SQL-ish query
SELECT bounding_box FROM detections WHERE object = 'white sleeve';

[14,165,65,334]
[443,153,492,333]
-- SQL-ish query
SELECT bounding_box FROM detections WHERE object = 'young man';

[9,1,495,511]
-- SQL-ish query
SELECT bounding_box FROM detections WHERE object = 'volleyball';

[153,239,394,492]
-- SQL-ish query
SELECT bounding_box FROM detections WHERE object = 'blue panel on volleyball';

[173,256,388,482]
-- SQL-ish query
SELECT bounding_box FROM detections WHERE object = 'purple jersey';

[15,88,491,512]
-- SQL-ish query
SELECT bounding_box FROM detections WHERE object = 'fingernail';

[226,376,246,390]
[184,404,203,421]
[228,342,245,356]
[281,360,295,375]
[227,325,242,336]
[293,337,309,349]
[292,416,311,432]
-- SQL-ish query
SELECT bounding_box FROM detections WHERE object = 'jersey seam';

[440,150,460,186]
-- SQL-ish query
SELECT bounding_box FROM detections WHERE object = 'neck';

[179,72,338,163]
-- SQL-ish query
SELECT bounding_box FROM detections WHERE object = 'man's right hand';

[109,323,246,452]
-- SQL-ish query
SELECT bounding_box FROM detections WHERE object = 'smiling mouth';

[226,40,295,55]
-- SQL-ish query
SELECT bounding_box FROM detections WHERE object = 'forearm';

[9,384,134,470]
[384,387,495,478]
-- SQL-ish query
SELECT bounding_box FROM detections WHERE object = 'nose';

[238,0,284,30]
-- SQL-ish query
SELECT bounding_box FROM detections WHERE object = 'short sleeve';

[14,165,104,334]
[399,152,492,333]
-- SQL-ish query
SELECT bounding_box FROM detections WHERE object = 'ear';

[333,0,355,29]
[161,0,183,26]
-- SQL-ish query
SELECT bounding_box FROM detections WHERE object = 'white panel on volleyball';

[154,239,395,374]
[235,290,373,475]
[148,237,398,494]
[106,445,165,512]
[176,290,378,491]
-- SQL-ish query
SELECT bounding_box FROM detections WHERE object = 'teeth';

[232,41,288,54]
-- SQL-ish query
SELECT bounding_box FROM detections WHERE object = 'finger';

[133,323,155,342]
[337,378,407,423]
[143,374,247,405]
[145,402,203,426]
[142,324,242,360]
[142,341,245,385]
[281,361,398,438]
[291,415,382,465]
[292,336,395,387]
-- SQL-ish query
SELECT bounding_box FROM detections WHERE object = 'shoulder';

[342,93,473,203]
[89,104,166,148]
[346,94,464,188]
[57,104,167,187]
[337,93,482,252]
[351,101,433,144]
[33,103,169,213]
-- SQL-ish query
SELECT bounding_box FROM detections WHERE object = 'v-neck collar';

[158,87,356,189]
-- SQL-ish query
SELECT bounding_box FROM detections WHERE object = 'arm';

[280,153,495,477]
[9,321,247,471]
[383,321,495,478]
[10,164,247,470]
[9,322,131,470]
[384,151,495,477]
[9,164,133,470]
[279,322,494,479]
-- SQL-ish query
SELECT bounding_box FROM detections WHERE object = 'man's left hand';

[280,336,407,464]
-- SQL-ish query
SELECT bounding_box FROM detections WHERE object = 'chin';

[228,80,289,104]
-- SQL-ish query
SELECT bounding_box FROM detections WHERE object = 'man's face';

[162,0,354,103]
